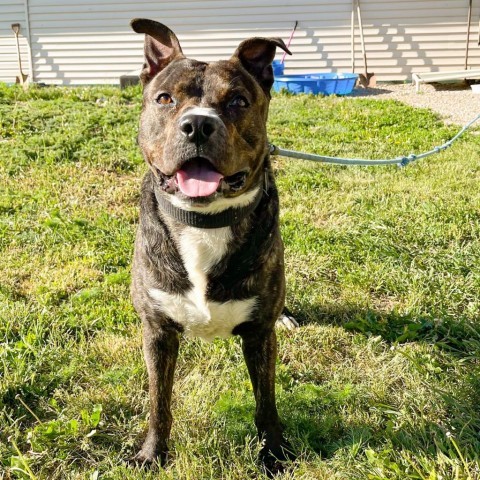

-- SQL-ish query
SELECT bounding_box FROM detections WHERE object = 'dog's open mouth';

[176,157,223,197]
[157,157,248,199]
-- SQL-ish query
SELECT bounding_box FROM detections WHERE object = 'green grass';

[1,83,480,479]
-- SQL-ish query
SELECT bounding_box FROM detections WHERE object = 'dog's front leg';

[241,328,293,471]
[133,319,179,467]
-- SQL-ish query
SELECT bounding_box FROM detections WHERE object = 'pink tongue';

[176,159,224,197]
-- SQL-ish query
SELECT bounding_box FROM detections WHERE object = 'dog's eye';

[156,93,175,106]
[229,95,249,108]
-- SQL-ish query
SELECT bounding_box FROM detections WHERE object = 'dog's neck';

[153,174,266,229]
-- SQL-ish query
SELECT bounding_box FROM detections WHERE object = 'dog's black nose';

[180,113,217,144]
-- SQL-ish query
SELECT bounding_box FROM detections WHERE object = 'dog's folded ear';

[131,18,184,85]
[232,38,291,96]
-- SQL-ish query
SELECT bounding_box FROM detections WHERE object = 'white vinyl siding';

[0,1,30,84]
[0,0,479,85]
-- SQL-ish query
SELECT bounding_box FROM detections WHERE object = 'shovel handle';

[11,23,26,84]
[355,0,368,74]
[351,1,355,72]
[12,24,21,62]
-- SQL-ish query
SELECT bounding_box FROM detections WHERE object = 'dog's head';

[131,18,290,208]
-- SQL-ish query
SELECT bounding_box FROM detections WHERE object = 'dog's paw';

[275,307,299,330]
[127,445,168,469]
[260,440,296,477]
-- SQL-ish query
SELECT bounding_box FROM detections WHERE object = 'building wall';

[1,0,479,85]
[0,1,31,84]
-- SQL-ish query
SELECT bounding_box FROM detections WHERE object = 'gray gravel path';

[348,82,480,126]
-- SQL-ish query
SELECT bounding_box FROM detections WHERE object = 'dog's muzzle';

[155,159,249,200]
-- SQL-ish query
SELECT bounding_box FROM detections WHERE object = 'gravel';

[348,82,480,127]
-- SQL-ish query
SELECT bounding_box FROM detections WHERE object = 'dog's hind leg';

[132,319,179,467]
[240,328,295,474]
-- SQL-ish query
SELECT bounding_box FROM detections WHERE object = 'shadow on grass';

[288,302,480,356]
[213,386,345,459]
[279,302,480,461]
[214,371,480,464]
[349,86,394,97]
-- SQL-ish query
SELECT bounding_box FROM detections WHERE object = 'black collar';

[154,185,264,229]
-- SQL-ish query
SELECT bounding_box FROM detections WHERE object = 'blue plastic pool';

[273,73,358,95]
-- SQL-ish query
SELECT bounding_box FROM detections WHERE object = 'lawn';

[1,83,480,480]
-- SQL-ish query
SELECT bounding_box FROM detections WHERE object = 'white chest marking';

[148,226,257,341]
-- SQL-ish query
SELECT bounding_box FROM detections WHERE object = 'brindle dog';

[130,18,294,474]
